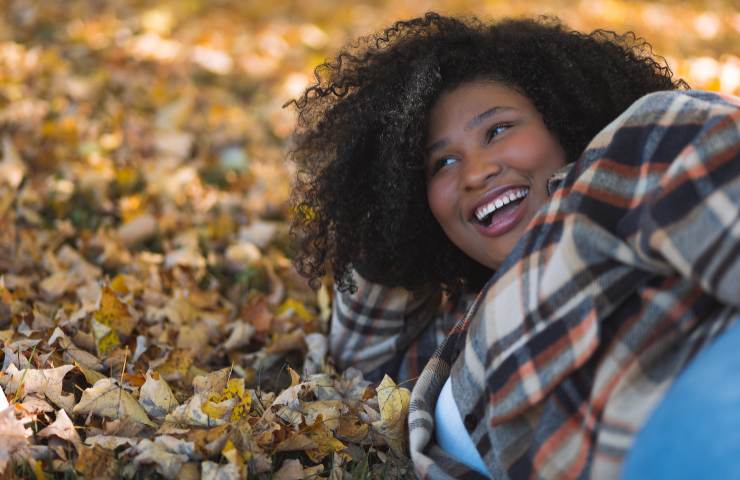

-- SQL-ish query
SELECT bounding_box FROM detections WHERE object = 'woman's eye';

[486,123,511,142]
[432,156,457,174]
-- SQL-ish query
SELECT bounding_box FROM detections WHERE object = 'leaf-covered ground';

[0,1,737,479]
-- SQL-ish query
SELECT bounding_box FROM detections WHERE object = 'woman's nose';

[462,152,503,191]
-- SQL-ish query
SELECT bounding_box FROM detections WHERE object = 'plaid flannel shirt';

[330,277,475,384]
[330,90,740,479]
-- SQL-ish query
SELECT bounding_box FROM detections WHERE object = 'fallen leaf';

[0,363,76,411]
[193,368,231,396]
[164,394,227,427]
[0,136,26,190]
[93,286,136,337]
[133,435,195,479]
[139,370,179,419]
[0,407,32,474]
[373,375,410,457]
[222,321,256,351]
[74,445,119,480]
[273,458,323,480]
[37,408,82,449]
[201,460,240,480]
[84,435,138,450]
[73,378,156,427]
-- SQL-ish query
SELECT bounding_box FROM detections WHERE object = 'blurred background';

[0,0,738,235]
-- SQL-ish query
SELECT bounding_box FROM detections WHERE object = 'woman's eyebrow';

[465,106,514,131]
[427,106,515,155]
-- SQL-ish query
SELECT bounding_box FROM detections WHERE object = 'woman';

[288,13,740,479]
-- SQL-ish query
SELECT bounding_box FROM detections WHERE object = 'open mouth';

[473,187,529,227]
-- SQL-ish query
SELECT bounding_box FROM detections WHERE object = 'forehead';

[427,81,533,133]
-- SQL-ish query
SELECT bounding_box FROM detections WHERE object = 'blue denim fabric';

[623,320,740,479]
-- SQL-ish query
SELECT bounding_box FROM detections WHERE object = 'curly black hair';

[288,12,687,294]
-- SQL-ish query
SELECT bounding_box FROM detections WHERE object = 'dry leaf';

[84,435,138,450]
[139,370,179,419]
[0,363,76,411]
[133,435,195,479]
[74,445,119,480]
[222,321,256,351]
[0,407,32,474]
[373,375,410,457]
[0,136,26,190]
[37,408,82,448]
[94,286,136,337]
[273,458,324,480]
[164,394,228,427]
[201,460,240,480]
[73,378,156,427]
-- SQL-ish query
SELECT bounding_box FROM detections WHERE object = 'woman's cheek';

[426,177,457,225]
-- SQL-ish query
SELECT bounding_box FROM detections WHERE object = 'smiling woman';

[425,81,567,270]
[288,12,740,479]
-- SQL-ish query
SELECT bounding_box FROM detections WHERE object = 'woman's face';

[425,81,566,270]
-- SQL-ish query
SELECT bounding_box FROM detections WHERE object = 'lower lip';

[472,196,528,237]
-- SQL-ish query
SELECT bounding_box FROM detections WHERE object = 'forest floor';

[0,1,737,478]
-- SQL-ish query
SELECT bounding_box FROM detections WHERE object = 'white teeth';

[474,187,529,222]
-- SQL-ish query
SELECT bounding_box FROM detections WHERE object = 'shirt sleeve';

[626,91,740,306]
[329,270,470,383]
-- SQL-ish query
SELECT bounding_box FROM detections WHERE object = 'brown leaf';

[0,407,32,474]
[74,445,119,480]
[273,458,323,480]
[37,408,82,449]
[73,378,156,427]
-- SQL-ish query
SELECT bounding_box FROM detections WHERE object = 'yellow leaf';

[156,349,193,382]
[207,378,252,421]
[109,274,129,295]
[373,375,410,457]
[276,298,313,322]
[201,399,231,419]
[305,419,346,463]
[93,286,136,337]
[93,321,120,357]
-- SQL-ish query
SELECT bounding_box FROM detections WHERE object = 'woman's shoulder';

[572,88,738,171]
[620,89,739,125]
